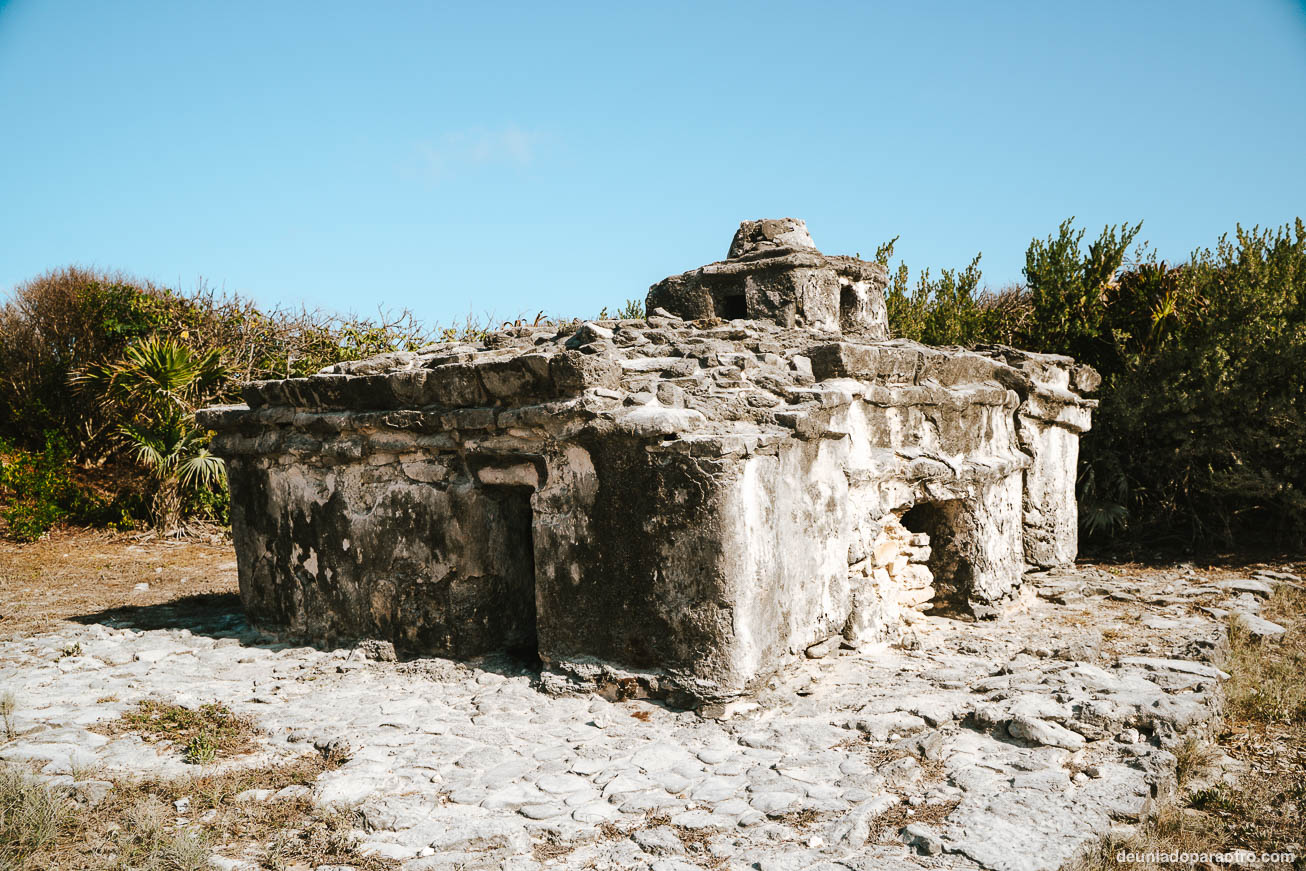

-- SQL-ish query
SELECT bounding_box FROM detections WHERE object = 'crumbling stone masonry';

[199,219,1099,704]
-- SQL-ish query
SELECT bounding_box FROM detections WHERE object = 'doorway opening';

[483,485,539,666]
[900,500,973,617]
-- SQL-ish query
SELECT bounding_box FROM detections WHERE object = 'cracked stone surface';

[4,563,1294,870]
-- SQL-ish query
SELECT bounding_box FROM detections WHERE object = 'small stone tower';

[646,218,889,337]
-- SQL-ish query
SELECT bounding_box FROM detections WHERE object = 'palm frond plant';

[73,338,228,534]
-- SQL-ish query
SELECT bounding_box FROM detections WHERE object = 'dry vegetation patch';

[1,766,66,869]
[0,750,397,870]
[869,799,961,844]
[0,529,238,638]
[100,700,259,765]
[636,812,730,867]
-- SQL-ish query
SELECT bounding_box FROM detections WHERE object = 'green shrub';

[184,479,230,526]
[182,733,218,765]
[617,299,645,319]
[1018,219,1306,548]
[0,435,133,541]
[1022,218,1143,365]
[0,269,183,460]
[1091,223,1306,548]
[878,238,1031,347]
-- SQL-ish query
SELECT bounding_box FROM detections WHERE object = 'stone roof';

[202,219,1098,472]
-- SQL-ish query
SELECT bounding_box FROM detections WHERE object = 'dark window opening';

[720,293,748,320]
[839,285,860,331]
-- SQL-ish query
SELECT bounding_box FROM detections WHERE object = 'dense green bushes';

[1085,223,1306,549]
[0,268,441,537]
[0,436,138,541]
[0,268,444,463]
[0,269,173,460]
[880,240,1031,347]
[882,218,1306,552]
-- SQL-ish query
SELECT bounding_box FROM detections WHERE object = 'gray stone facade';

[199,220,1098,705]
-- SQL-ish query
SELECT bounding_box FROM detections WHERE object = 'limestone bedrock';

[198,220,1100,704]
[0,562,1269,871]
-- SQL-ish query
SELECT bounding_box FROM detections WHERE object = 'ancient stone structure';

[200,219,1099,704]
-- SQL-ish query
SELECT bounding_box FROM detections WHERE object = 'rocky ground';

[0,536,1300,871]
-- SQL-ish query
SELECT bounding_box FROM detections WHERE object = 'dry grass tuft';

[101,700,258,764]
[770,807,827,831]
[0,690,16,739]
[531,835,576,862]
[671,825,726,868]
[869,799,960,844]
[0,765,67,867]
[638,812,729,867]
[1171,736,1218,789]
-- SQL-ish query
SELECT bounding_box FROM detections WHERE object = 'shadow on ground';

[74,592,249,638]
[69,592,545,680]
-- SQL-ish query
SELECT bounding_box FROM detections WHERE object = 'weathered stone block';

[548,351,621,394]
[423,363,487,407]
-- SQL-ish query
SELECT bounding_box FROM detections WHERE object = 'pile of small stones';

[1,563,1297,871]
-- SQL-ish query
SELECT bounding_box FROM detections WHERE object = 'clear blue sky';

[2,1,1305,327]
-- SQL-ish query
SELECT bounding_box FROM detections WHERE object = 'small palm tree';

[74,338,228,534]
[120,414,227,535]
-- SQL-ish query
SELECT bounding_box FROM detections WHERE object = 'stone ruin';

[199,219,1099,706]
